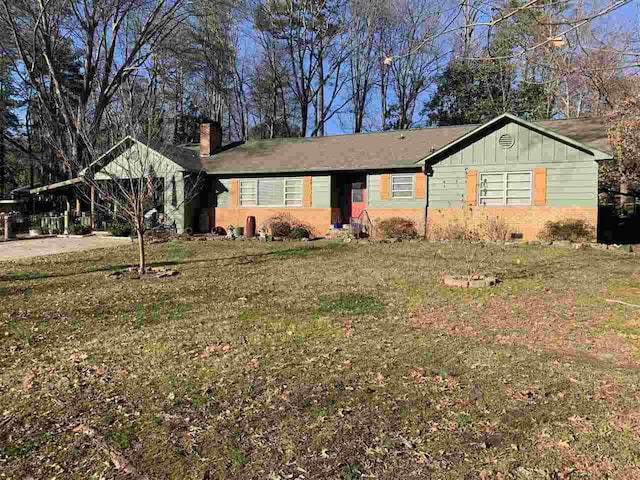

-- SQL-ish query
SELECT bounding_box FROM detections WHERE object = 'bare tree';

[0,0,187,172]
[385,0,442,129]
[346,0,381,132]
[80,88,205,273]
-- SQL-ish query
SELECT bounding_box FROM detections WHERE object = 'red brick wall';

[214,208,332,236]
[427,206,598,241]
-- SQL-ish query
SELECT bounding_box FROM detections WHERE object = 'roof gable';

[82,137,200,178]
[420,113,613,166]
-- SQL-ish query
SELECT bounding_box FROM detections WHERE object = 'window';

[391,175,414,198]
[239,178,304,207]
[284,178,303,206]
[479,172,531,206]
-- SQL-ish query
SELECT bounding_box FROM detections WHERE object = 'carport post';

[64,197,71,235]
[90,186,96,229]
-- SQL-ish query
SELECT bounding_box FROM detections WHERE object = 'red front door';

[350,181,366,219]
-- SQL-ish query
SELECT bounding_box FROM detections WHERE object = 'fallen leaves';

[343,318,354,337]
[200,343,232,359]
[72,423,136,474]
[22,368,39,393]
[69,352,88,363]
[248,358,260,370]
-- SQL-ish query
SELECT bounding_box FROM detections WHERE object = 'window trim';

[238,178,304,207]
[478,171,532,207]
[391,174,415,199]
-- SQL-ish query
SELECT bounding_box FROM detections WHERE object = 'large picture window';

[239,178,304,207]
[391,174,414,199]
[479,172,532,206]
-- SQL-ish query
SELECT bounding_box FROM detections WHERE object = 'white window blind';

[239,178,304,207]
[391,175,414,198]
[479,172,531,206]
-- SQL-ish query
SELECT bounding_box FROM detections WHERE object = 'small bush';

[481,217,512,242]
[376,217,418,239]
[264,213,312,239]
[428,222,480,242]
[68,224,91,235]
[538,218,595,242]
[290,225,311,240]
[109,221,133,237]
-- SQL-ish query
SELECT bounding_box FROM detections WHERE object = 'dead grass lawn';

[1,240,640,479]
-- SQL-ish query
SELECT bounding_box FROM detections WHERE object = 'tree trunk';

[137,226,146,274]
[318,44,325,136]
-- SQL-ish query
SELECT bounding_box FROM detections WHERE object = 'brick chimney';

[200,121,223,157]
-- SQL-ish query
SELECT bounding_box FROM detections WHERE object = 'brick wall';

[214,208,332,236]
[427,206,598,241]
[365,208,426,238]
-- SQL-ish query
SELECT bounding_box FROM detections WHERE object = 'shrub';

[265,213,293,238]
[264,213,312,239]
[68,224,91,235]
[290,225,311,240]
[109,221,133,237]
[538,218,595,242]
[377,217,418,239]
[481,217,512,242]
[428,222,480,242]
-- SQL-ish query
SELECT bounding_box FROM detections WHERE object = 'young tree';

[81,89,205,273]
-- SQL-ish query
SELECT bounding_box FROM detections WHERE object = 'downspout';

[423,163,433,239]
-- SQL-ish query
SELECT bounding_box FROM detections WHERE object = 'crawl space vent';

[499,133,515,149]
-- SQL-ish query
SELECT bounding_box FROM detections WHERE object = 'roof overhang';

[30,177,83,194]
[417,113,614,166]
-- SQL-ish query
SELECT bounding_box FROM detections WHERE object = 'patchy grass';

[319,294,384,315]
[1,240,640,479]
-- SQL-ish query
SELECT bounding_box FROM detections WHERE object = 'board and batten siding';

[311,175,331,208]
[215,175,331,208]
[367,172,425,208]
[429,122,598,208]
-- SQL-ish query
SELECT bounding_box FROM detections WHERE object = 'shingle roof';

[166,116,613,174]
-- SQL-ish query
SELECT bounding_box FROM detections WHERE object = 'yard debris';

[603,298,640,308]
[107,266,178,280]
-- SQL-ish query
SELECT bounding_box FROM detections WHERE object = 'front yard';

[1,239,640,479]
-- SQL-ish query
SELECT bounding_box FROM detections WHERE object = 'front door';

[349,180,366,220]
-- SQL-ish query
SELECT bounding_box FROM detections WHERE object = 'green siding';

[429,121,599,209]
[367,172,425,208]
[216,178,232,208]
[312,175,331,208]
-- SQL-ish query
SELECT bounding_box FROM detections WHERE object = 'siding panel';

[312,176,331,208]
